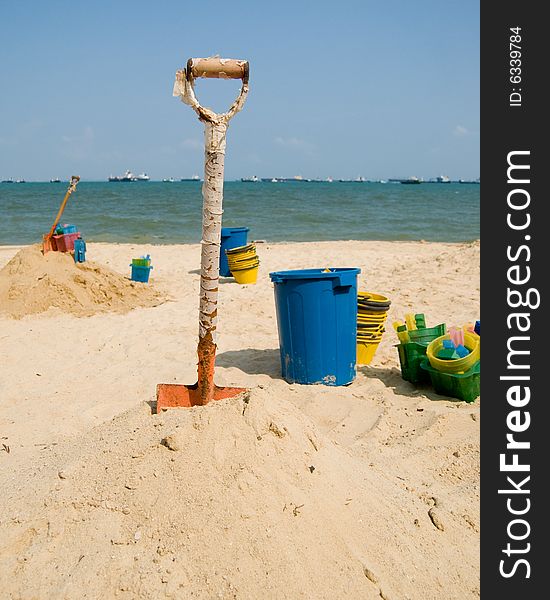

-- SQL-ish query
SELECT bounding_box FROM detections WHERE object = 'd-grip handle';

[186,57,249,84]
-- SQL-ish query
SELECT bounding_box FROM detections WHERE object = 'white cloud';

[274,136,315,155]
[62,126,94,144]
[453,125,475,137]
[180,138,203,150]
[60,126,95,160]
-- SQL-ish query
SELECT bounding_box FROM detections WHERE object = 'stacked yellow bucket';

[357,292,391,364]
[225,243,260,284]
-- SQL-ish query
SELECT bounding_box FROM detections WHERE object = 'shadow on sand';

[215,348,283,380]
[357,365,463,403]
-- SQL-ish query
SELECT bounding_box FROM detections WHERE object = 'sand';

[0,245,166,318]
[0,240,480,599]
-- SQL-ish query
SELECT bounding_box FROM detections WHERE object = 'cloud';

[453,125,477,137]
[62,126,94,144]
[61,126,95,160]
[274,136,315,155]
[180,138,203,150]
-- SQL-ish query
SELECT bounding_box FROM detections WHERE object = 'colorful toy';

[73,236,86,263]
[405,313,417,331]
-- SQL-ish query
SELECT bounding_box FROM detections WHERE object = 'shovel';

[156,56,250,412]
[42,175,80,253]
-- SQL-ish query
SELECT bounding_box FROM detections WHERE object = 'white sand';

[0,240,480,599]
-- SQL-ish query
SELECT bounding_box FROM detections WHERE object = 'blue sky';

[0,0,479,181]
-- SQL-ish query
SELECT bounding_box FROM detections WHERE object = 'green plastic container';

[396,342,431,384]
[408,323,446,344]
[420,359,480,403]
[132,257,151,267]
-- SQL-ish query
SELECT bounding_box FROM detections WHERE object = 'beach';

[0,239,480,599]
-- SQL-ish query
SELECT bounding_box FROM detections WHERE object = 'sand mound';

[0,390,478,599]
[0,245,165,318]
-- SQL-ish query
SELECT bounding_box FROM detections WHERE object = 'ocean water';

[0,181,479,245]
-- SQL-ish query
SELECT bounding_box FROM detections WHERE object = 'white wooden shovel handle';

[186,57,249,84]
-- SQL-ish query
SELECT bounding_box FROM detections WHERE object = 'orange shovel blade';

[156,383,246,413]
[42,234,54,254]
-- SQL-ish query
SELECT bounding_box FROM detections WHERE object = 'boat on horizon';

[50,177,61,183]
[180,174,201,182]
[108,170,149,182]
[162,177,176,183]
[400,176,423,184]
[241,175,260,182]
[436,175,451,183]
[1,178,14,183]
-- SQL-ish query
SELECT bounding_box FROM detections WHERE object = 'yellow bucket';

[231,266,259,284]
[426,331,480,374]
[228,253,258,263]
[357,341,380,365]
[228,258,259,269]
[357,313,387,321]
[226,243,256,255]
[358,291,390,303]
[227,252,257,262]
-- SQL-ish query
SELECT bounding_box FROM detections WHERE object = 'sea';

[0,181,479,246]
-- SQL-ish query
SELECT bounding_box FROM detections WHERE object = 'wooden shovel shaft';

[196,121,227,404]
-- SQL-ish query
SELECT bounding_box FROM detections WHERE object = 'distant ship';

[15,179,26,183]
[162,177,176,182]
[436,175,451,183]
[241,175,260,182]
[1,178,14,183]
[50,177,61,183]
[181,174,201,182]
[108,170,149,182]
[400,176,423,184]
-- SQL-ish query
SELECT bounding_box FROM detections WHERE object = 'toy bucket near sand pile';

[226,244,260,284]
[53,231,81,252]
[130,255,153,283]
[356,292,391,365]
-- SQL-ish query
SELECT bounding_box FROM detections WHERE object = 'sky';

[0,0,479,181]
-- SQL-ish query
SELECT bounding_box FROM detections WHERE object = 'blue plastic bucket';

[269,268,361,385]
[130,265,152,283]
[220,227,249,276]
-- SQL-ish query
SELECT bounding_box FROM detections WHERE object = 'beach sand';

[0,240,480,599]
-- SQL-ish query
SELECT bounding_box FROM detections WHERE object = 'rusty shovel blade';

[156,383,247,413]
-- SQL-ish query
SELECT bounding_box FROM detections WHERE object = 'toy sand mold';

[156,57,249,412]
